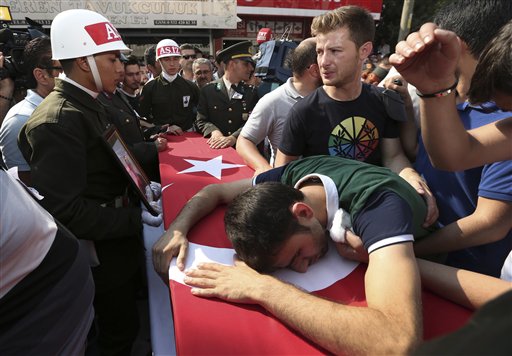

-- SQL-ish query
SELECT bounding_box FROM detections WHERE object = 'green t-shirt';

[281,156,430,238]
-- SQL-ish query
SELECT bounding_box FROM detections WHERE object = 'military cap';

[216,41,255,64]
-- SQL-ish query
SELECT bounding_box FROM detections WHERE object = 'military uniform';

[195,78,259,138]
[18,79,143,355]
[195,40,260,139]
[139,74,199,130]
[98,90,160,181]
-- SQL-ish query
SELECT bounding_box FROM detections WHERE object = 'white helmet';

[156,39,181,60]
[51,9,130,60]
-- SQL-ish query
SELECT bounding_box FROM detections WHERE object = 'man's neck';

[182,69,194,81]
[34,85,51,99]
[300,184,328,228]
[62,76,99,98]
[323,79,363,102]
[224,72,239,85]
[292,76,317,97]
[121,85,136,96]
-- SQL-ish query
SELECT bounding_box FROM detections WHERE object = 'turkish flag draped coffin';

[159,133,472,355]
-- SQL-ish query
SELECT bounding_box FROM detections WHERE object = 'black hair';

[434,0,512,57]
[144,45,157,66]
[124,54,140,67]
[22,36,52,89]
[224,182,309,272]
[468,20,512,104]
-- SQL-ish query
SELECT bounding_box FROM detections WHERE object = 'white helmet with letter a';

[51,9,130,60]
[156,39,181,60]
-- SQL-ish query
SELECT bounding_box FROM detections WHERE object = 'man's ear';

[32,67,47,84]
[359,41,373,59]
[308,63,321,79]
[76,57,90,72]
[291,202,315,220]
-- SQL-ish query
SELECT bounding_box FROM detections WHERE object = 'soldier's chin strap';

[86,55,103,92]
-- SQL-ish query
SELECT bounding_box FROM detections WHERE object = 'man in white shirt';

[0,37,60,184]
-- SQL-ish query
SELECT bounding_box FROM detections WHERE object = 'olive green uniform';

[195,78,259,138]
[98,90,160,181]
[18,79,143,355]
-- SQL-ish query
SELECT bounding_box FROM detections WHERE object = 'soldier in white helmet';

[139,38,200,135]
[18,9,156,355]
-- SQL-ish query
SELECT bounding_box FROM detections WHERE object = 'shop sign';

[5,0,238,29]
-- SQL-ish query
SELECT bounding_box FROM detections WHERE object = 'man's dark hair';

[124,54,140,67]
[180,43,195,51]
[194,46,203,57]
[311,5,375,48]
[224,182,309,272]
[468,20,512,104]
[22,37,52,89]
[289,38,317,77]
[434,0,512,58]
[144,45,157,66]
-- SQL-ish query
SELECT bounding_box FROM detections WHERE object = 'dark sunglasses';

[182,55,196,60]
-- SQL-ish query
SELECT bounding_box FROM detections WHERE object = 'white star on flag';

[177,155,245,180]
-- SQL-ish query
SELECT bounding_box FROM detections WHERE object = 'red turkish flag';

[159,133,472,354]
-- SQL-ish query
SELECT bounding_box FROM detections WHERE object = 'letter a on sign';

[105,23,120,40]
[85,22,122,45]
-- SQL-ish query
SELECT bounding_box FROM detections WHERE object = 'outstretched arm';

[417,259,511,310]
[152,178,252,273]
[185,243,422,355]
[415,197,512,258]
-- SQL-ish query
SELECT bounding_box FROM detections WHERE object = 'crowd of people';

[0,0,510,355]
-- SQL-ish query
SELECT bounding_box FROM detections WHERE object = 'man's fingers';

[433,28,461,60]
[190,287,216,298]
[394,40,417,59]
[184,275,217,289]
[417,22,437,45]
[345,231,363,247]
[336,243,359,260]
[389,52,406,66]
[423,194,439,227]
[176,242,189,271]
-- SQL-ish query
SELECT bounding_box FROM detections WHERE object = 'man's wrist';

[252,274,280,303]
[0,93,13,101]
[416,78,458,99]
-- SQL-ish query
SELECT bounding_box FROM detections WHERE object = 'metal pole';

[398,0,415,42]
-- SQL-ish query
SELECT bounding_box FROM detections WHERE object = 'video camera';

[0,5,47,88]
[253,27,298,96]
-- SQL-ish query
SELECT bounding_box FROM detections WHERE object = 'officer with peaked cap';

[18,9,152,355]
[139,38,200,135]
[195,40,260,149]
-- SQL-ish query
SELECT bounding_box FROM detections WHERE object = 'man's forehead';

[316,27,354,46]
[125,64,139,72]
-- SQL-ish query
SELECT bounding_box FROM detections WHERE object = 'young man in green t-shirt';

[153,155,431,355]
